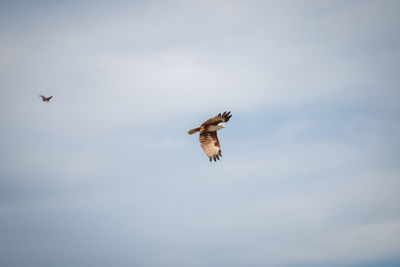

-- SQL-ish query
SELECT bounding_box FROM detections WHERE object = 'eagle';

[188,111,232,162]
[39,95,53,102]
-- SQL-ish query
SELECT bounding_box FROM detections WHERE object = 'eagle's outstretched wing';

[202,111,232,126]
[199,131,222,161]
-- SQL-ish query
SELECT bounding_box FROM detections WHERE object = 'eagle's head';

[218,123,225,128]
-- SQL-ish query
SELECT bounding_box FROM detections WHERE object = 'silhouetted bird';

[39,95,53,102]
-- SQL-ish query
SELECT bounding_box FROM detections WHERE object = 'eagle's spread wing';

[199,131,222,161]
[47,96,53,100]
[202,111,232,126]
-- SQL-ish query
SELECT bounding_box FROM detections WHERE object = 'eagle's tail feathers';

[188,127,200,135]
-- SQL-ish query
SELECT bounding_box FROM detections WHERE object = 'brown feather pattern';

[199,111,231,161]
[202,111,232,127]
[199,131,222,162]
[188,111,231,162]
[39,95,53,102]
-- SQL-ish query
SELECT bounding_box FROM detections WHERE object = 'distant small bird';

[39,95,53,102]
[188,111,232,162]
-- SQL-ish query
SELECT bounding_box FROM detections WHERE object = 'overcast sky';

[1,1,400,266]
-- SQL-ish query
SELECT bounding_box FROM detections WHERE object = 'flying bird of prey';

[39,95,53,102]
[188,111,232,162]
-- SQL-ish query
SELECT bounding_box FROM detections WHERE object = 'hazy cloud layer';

[1,1,400,266]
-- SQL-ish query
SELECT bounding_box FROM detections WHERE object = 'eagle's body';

[207,124,225,132]
[188,111,232,162]
[39,95,53,102]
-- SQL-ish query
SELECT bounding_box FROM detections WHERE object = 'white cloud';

[2,0,399,136]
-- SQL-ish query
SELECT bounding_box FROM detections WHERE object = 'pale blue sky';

[1,1,400,266]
